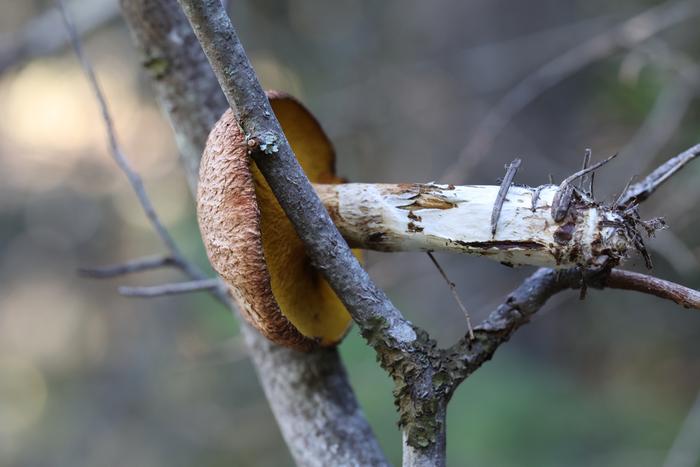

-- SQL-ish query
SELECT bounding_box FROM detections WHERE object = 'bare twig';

[578,148,592,195]
[177,1,448,464]
[57,0,214,290]
[119,1,389,465]
[119,278,222,297]
[451,141,700,375]
[448,265,700,384]
[79,255,178,278]
[177,0,415,347]
[604,269,700,310]
[491,158,521,237]
[427,252,475,340]
[551,152,617,221]
[617,143,700,208]
[57,0,175,256]
[448,268,577,383]
[440,0,700,184]
[530,184,545,212]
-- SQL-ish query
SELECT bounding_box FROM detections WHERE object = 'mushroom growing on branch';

[197,91,639,350]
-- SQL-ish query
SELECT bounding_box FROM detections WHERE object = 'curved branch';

[177,0,416,348]
[604,269,700,309]
[449,265,700,383]
[617,143,700,208]
[176,1,454,463]
[118,1,389,465]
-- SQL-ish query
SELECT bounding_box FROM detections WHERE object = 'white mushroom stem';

[314,183,631,268]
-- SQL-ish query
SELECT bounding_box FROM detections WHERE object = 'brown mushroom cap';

[197,91,354,351]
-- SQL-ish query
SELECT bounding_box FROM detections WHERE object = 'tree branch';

[448,268,577,382]
[79,255,178,278]
[448,263,700,385]
[177,1,456,463]
[604,269,700,310]
[56,0,207,287]
[118,1,389,465]
[448,138,700,380]
[178,0,416,347]
[617,143,700,208]
[175,2,700,464]
[119,278,222,297]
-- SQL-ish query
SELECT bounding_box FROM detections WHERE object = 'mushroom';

[198,91,634,350]
[198,91,355,351]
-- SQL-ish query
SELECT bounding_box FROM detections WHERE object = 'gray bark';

[119,1,700,465]
[176,2,453,464]
[119,1,388,465]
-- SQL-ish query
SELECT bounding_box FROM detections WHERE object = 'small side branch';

[427,252,475,340]
[617,143,700,208]
[491,158,521,237]
[551,152,617,221]
[79,255,178,278]
[56,0,203,284]
[448,268,576,384]
[604,269,700,310]
[119,278,222,297]
[448,266,700,384]
[177,1,450,463]
[116,1,391,465]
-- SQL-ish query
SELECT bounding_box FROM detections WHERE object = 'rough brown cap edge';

[197,107,317,352]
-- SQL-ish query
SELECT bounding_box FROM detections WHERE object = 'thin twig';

[78,255,178,278]
[617,143,700,208]
[604,269,700,310]
[491,158,521,237]
[58,1,184,269]
[58,0,231,307]
[448,265,700,384]
[530,184,545,212]
[177,1,447,464]
[57,0,220,294]
[448,268,576,383]
[119,278,222,297]
[117,2,390,465]
[427,252,475,340]
[178,0,418,350]
[551,152,617,222]
[439,0,700,184]
[614,175,637,207]
[579,148,592,196]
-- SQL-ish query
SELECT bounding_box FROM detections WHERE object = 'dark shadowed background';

[1,0,699,466]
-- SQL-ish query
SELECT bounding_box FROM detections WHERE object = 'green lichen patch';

[143,56,170,79]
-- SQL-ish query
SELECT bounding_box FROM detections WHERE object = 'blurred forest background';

[1,0,700,466]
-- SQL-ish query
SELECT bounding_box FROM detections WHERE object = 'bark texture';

[119,1,388,465]
[245,331,388,467]
[176,2,455,463]
[315,183,629,268]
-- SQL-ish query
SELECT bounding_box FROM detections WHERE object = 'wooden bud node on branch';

[197,91,640,351]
